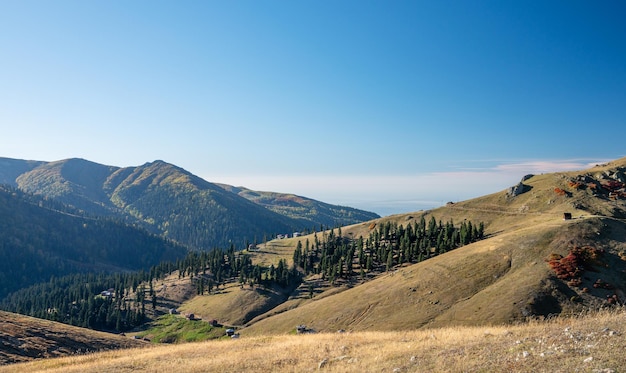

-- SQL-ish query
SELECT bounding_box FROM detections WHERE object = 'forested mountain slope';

[0,185,187,299]
[0,157,378,249]
[217,184,380,228]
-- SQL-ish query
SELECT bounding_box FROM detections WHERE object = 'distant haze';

[209,159,612,216]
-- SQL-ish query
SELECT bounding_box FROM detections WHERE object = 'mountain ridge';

[0,157,379,249]
[1,157,626,367]
[217,183,379,229]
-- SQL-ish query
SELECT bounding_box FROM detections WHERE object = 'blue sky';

[1,1,624,216]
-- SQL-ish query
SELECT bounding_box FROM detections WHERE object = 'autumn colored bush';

[547,246,604,282]
[567,181,583,189]
[602,180,625,192]
[548,252,581,280]
[554,187,567,196]
[570,245,604,266]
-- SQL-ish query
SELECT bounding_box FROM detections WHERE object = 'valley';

[1,156,626,371]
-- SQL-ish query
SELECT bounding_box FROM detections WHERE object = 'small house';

[563,213,572,220]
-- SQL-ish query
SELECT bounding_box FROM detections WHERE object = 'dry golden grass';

[3,308,625,373]
[178,281,289,327]
[0,311,142,365]
[248,237,301,267]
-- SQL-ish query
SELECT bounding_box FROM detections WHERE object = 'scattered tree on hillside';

[293,216,485,284]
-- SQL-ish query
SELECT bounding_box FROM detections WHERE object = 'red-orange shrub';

[547,246,604,283]
[568,181,583,189]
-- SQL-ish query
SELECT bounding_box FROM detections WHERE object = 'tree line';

[293,216,485,285]
[0,245,299,332]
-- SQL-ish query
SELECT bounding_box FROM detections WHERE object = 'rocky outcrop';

[507,175,533,198]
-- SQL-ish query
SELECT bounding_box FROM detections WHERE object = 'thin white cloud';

[206,158,613,216]
[492,159,610,174]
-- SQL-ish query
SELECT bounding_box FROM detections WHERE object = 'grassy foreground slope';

[3,309,625,373]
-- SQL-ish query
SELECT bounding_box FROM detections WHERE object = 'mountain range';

[1,156,626,368]
[0,157,379,250]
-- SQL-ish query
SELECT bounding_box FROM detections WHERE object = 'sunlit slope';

[240,158,626,334]
[7,309,625,373]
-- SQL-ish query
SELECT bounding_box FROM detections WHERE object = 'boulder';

[507,182,529,197]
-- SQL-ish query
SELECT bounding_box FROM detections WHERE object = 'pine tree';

[386,250,393,271]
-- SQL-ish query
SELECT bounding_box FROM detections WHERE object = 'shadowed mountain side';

[0,185,188,299]
[0,158,44,187]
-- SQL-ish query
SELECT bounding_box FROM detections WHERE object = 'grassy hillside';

[170,158,626,336]
[3,308,624,372]
[0,311,142,365]
[2,158,625,370]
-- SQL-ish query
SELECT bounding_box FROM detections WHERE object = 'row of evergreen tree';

[176,245,299,292]
[293,216,485,284]
[0,245,299,332]
[1,272,151,331]
[1,214,484,332]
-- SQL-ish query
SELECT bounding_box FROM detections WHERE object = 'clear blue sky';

[1,1,624,215]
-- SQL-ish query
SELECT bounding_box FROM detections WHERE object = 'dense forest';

[0,246,299,332]
[0,185,188,299]
[2,158,380,250]
[293,216,485,284]
[1,212,485,333]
